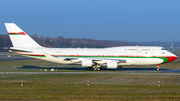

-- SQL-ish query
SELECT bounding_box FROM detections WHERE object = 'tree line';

[0,34,133,52]
[0,34,179,52]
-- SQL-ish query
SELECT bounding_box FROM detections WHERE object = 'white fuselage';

[11,46,177,67]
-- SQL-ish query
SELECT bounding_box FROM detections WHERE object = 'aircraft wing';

[63,57,81,62]
[63,57,126,64]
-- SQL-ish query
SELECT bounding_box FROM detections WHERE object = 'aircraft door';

[137,47,141,52]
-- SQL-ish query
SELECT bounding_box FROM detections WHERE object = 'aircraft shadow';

[22,65,87,70]
[22,65,170,71]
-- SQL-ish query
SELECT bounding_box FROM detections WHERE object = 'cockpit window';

[161,48,164,50]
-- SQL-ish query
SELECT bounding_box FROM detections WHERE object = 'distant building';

[170,42,173,48]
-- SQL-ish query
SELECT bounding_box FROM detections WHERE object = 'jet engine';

[107,61,118,68]
[81,60,93,67]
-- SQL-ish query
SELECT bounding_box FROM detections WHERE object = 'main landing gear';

[156,64,161,71]
[87,64,102,71]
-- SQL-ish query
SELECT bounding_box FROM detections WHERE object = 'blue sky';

[0,0,180,42]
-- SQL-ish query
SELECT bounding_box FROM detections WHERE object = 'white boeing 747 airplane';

[4,23,177,71]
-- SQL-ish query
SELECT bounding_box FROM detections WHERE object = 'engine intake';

[107,61,118,68]
[81,60,93,67]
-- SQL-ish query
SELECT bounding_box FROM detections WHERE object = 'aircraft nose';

[164,55,177,63]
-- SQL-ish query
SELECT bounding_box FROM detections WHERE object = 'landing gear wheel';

[156,64,161,71]
[92,64,101,71]
[87,67,91,71]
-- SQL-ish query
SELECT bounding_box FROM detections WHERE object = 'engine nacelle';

[81,60,93,67]
[107,61,118,68]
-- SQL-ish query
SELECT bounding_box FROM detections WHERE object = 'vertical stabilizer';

[4,23,41,48]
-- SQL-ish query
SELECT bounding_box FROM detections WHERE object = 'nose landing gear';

[157,64,161,71]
